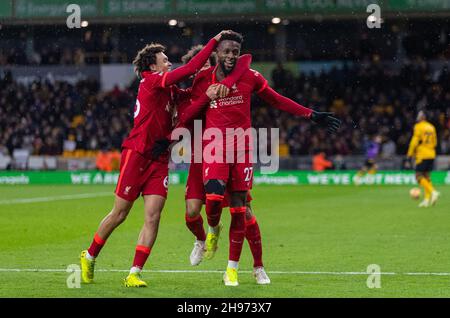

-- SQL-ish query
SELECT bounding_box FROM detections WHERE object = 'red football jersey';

[186,67,267,153]
[121,71,176,162]
[173,54,253,161]
[121,37,219,161]
[179,65,313,154]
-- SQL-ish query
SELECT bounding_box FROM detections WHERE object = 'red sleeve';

[167,93,210,140]
[166,75,210,139]
[173,86,192,104]
[257,85,313,118]
[180,93,210,126]
[251,69,269,93]
[220,54,252,89]
[161,38,218,87]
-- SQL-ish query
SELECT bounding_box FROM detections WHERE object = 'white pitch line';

[0,192,112,205]
[1,268,449,276]
[405,272,450,276]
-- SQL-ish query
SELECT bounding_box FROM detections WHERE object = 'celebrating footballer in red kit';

[154,31,341,286]
[79,30,238,288]
[170,45,270,285]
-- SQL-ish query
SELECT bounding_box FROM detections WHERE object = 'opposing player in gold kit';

[406,110,440,208]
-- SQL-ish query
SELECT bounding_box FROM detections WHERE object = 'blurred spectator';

[312,151,333,172]
[96,150,121,172]
[271,62,295,97]
[333,155,347,170]
[73,48,86,66]
[381,137,397,159]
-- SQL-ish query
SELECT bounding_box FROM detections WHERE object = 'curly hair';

[181,45,217,66]
[132,43,166,77]
[219,31,244,44]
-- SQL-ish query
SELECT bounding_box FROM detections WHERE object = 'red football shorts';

[186,160,253,206]
[185,162,205,201]
[115,148,169,202]
[202,152,254,192]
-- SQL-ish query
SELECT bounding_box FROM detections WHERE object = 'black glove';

[311,111,341,134]
[152,138,171,160]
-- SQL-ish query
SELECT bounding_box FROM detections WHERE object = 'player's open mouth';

[225,61,234,68]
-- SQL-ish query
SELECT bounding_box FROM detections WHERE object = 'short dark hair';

[133,43,165,77]
[417,109,428,121]
[219,31,244,44]
[181,44,217,66]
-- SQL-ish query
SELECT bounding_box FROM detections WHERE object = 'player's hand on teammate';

[214,30,234,42]
[151,138,171,160]
[311,111,341,134]
[216,84,229,98]
[206,83,229,100]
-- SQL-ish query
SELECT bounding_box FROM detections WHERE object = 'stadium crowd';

[0,70,133,157]
[0,59,449,159]
[254,57,450,157]
[1,20,450,66]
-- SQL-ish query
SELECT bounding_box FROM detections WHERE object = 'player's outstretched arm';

[310,111,342,134]
[257,85,341,134]
[178,91,212,128]
[162,31,230,87]
[174,86,192,98]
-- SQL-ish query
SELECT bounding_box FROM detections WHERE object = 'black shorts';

[365,159,375,169]
[416,159,434,172]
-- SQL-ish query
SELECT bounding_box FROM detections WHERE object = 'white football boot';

[253,267,271,285]
[418,199,430,208]
[430,191,440,206]
[190,240,205,266]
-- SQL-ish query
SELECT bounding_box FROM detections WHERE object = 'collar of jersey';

[141,71,161,78]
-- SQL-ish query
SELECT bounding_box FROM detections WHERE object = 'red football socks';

[229,207,247,262]
[185,213,206,241]
[132,245,151,269]
[245,216,263,268]
[87,233,106,258]
[205,194,224,227]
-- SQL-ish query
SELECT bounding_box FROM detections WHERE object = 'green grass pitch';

[0,184,449,298]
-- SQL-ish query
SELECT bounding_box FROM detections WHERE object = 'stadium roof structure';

[1,0,450,25]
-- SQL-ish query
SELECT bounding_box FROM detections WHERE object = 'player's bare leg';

[245,203,270,285]
[223,191,247,286]
[81,195,134,283]
[97,196,134,240]
[124,194,165,287]
[204,179,226,259]
[185,198,206,265]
